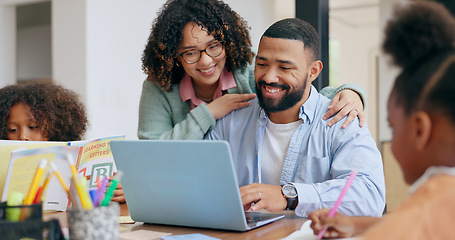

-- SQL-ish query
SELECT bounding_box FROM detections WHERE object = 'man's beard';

[255,76,307,113]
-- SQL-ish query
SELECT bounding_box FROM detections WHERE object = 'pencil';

[78,176,94,210]
[101,171,123,206]
[41,171,54,192]
[69,177,83,210]
[94,177,109,207]
[49,162,69,193]
[317,169,358,240]
[66,153,78,176]
[33,186,43,204]
[67,154,90,209]
[23,159,48,205]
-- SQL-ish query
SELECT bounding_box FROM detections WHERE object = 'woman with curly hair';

[309,2,455,239]
[138,0,367,140]
[0,80,88,141]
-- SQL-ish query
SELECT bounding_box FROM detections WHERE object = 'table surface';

[43,203,308,240]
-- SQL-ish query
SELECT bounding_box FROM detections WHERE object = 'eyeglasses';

[179,41,224,64]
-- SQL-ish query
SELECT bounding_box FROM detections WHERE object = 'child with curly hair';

[0,80,88,141]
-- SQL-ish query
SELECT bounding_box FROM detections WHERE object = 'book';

[0,141,67,200]
[1,135,125,211]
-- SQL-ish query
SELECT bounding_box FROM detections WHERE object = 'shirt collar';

[179,68,237,109]
[298,85,318,124]
[216,68,237,96]
[409,166,455,193]
[179,73,197,104]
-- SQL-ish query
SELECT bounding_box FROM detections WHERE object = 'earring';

[176,61,180,66]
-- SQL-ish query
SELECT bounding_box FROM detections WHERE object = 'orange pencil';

[96,176,101,189]
[41,172,55,194]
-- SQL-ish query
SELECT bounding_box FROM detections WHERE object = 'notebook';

[110,140,284,231]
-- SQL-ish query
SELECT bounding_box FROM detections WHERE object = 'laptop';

[110,140,284,231]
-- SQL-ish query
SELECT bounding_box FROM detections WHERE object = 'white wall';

[0,4,16,86]
[378,0,407,142]
[86,0,168,140]
[53,0,166,140]
[52,0,87,115]
[224,0,285,51]
[17,24,51,80]
[330,4,380,142]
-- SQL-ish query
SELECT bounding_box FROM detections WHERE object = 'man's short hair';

[261,18,320,61]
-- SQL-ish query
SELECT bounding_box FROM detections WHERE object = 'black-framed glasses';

[179,41,224,64]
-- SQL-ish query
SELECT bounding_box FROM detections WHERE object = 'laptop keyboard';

[244,211,284,227]
[246,215,267,223]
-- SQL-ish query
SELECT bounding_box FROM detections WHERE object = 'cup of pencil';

[68,202,120,240]
[66,161,123,240]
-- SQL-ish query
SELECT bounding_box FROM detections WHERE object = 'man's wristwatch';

[282,183,298,210]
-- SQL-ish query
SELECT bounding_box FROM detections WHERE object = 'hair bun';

[383,1,455,69]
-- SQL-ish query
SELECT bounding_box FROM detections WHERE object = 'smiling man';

[205,18,385,217]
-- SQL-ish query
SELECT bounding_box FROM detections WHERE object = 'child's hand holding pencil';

[308,169,358,239]
[109,176,126,204]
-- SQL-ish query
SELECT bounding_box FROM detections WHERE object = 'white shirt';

[261,119,303,184]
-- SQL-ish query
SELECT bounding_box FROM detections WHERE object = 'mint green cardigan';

[138,65,365,140]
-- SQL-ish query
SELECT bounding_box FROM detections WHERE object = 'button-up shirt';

[205,85,385,217]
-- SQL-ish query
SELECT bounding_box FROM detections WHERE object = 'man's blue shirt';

[206,85,385,217]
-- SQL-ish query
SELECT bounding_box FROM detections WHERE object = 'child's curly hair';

[141,0,254,92]
[0,81,88,141]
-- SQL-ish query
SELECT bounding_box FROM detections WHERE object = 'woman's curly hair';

[0,81,88,141]
[141,0,254,92]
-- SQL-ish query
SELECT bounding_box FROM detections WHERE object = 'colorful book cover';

[1,135,125,211]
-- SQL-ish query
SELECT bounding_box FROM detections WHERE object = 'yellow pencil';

[67,154,90,209]
[78,176,94,210]
[23,159,48,205]
[39,171,55,200]
[69,177,83,209]
[49,162,69,193]
[66,153,78,176]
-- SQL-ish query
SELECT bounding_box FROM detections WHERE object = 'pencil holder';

[68,202,120,240]
[0,202,64,240]
[0,202,42,222]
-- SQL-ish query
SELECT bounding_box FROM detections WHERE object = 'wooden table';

[44,203,308,240]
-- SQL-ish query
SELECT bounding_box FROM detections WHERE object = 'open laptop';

[110,140,284,231]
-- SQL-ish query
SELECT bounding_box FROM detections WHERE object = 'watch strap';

[282,183,297,210]
[286,197,297,210]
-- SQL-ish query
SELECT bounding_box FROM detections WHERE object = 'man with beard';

[205,18,385,217]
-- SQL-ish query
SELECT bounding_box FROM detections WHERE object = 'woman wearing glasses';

[138,0,367,140]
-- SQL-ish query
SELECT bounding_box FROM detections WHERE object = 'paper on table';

[119,215,135,224]
[119,229,172,240]
[280,220,358,240]
[161,233,220,240]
